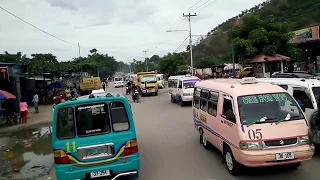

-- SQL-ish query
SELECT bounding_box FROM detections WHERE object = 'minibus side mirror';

[226,111,236,122]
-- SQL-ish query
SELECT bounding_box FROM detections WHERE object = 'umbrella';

[47,82,67,89]
[0,90,16,101]
[223,64,243,71]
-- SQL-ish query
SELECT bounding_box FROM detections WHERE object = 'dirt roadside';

[0,105,53,134]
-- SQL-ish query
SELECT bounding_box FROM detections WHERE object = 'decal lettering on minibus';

[242,93,288,104]
[200,114,207,123]
[78,104,104,110]
[223,120,233,127]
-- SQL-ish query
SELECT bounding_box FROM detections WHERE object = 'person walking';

[102,81,106,91]
[20,98,28,124]
[32,92,39,113]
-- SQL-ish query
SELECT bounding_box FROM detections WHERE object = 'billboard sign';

[291,25,319,44]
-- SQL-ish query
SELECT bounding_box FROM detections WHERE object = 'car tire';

[224,146,241,176]
[200,129,212,150]
[155,92,158,96]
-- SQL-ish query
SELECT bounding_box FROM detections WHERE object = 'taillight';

[54,150,70,164]
[124,140,138,156]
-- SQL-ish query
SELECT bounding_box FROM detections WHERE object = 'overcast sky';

[0,0,266,62]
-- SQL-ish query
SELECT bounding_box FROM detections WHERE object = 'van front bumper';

[55,157,140,180]
[181,95,193,102]
[236,145,314,167]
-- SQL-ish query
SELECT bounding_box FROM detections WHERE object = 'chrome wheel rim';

[202,133,207,146]
[225,152,233,171]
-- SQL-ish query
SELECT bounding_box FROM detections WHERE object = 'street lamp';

[166,29,194,75]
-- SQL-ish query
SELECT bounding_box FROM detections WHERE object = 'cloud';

[49,1,78,11]
[0,0,267,62]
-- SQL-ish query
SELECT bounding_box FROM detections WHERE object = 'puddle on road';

[0,125,53,180]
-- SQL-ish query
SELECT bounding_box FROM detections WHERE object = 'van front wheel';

[224,147,241,175]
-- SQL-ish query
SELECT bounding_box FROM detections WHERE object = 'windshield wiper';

[275,114,303,125]
[247,117,276,127]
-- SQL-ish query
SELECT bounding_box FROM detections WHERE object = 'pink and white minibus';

[193,77,314,175]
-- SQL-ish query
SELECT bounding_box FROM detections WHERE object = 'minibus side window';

[200,89,209,112]
[178,81,182,89]
[57,107,75,139]
[193,87,200,109]
[222,97,236,123]
[76,103,111,137]
[207,91,219,116]
[293,88,314,109]
[110,102,130,132]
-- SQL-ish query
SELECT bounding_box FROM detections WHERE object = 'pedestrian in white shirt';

[32,92,39,113]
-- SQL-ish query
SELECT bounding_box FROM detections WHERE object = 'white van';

[257,78,320,121]
[168,75,200,106]
[156,74,165,89]
[114,77,124,88]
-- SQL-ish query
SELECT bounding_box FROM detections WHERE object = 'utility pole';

[183,13,197,75]
[143,50,149,72]
[78,43,82,77]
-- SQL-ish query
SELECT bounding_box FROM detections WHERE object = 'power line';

[80,36,188,50]
[195,0,219,13]
[0,5,77,46]
[168,0,204,30]
[174,36,189,52]
[191,0,211,12]
[184,0,204,13]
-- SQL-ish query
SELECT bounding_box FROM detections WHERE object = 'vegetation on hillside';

[193,0,320,62]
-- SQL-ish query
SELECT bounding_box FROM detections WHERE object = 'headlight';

[298,136,310,145]
[240,141,263,150]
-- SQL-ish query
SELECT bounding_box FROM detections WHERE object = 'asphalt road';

[39,86,320,180]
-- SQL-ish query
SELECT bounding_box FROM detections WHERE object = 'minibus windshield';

[183,79,199,89]
[238,93,304,125]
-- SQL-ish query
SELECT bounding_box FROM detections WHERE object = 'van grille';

[264,138,297,147]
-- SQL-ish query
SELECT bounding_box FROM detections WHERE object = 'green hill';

[192,0,320,62]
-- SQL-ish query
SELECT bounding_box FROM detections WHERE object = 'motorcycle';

[132,89,140,103]
[126,85,131,95]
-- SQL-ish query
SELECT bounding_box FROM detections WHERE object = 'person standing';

[102,81,106,91]
[65,88,71,101]
[20,98,28,124]
[32,92,39,113]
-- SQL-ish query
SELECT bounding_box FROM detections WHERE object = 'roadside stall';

[223,63,243,78]
[249,54,290,78]
[0,90,17,125]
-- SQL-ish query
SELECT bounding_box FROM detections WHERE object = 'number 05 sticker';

[247,129,262,140]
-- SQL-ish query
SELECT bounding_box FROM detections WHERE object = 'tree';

[231,14,300,62]
[28,53,59,74]
[194,56,220,68]
[158,53,187,74]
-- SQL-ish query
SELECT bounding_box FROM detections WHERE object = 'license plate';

[276,152,295,161]
[90,170,110,178]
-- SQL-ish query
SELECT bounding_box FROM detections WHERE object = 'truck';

[79,77,102,95]
[135,72,158,96]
